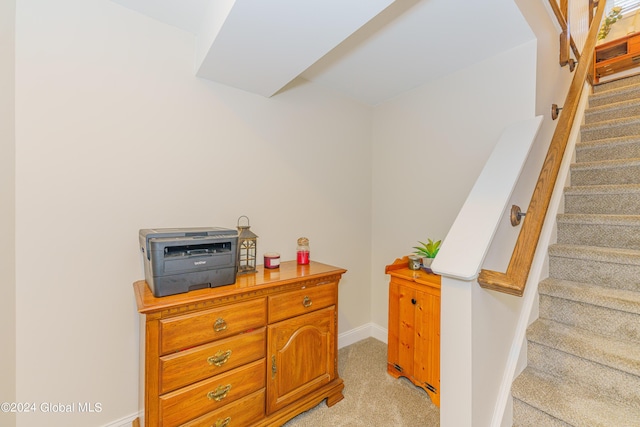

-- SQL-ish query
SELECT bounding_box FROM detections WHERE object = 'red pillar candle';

[296,237,310,265]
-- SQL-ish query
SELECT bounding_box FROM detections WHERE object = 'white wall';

[601,11,640,42]
[14,0,372,425]
[370,40,537,331]
[11,0,577,425]
[0,1,16,427]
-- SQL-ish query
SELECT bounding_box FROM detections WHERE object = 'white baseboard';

[338,322,387,349]
[100,412,138,427]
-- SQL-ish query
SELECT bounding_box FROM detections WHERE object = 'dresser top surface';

[134,260,346,314]
[385,257,441,288]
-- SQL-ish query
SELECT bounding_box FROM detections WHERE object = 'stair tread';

[564,183,640,194]
[571,157,640,170]
[586,97,640,116]
[540,277,640,316]
[556,213,640,226]
[590,83,640,102]
[513,367,640,427]
[576,134,640,149]
[528,317,640,376]
[549,243,640,265]
[594,73,640,93]
[580,114,640,132]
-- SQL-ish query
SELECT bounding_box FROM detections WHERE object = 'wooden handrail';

[548,0,582,65]
[477,0,606,296]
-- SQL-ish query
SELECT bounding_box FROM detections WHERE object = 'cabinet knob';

[411,298,417,305]
[302,296,312,308]
[213,318,228,332]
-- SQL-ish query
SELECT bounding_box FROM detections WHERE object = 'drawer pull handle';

[207,384,232,402]
[302,296,312,308]
[213,318,228,332]
[208,349,232,366]
[211,417,231,427]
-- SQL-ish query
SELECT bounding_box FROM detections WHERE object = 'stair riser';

[564,191,640,215]
[582,122,640,142]
[594,75,640,93]
[576,140,640,162]
[557,222,640,250]
[571,164,640,185]
[512,399,571,427]
[527,342,640,408]
[590,89,640,107]
[539,295,640,342]
[549,254,640,291]
[585,104,640,124]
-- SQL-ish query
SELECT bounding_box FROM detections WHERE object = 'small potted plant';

[413,239,442,269]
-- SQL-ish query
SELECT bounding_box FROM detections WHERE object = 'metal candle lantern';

[236,215,258,274]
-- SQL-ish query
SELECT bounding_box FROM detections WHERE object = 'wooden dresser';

[385,257,441,407]
[594,33,640,83]
[134,261,346,427]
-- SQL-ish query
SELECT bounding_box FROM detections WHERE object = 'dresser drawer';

[160,328,266,393]
[629,35,640,54]
[268,282,337,323]
[159,359,265,427]
[160,298,266,354]
[179,389,265,427]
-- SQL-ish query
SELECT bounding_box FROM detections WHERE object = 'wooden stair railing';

[477,0,606,297]
[551,0,581,70]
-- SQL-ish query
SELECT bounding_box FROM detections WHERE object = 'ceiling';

[110,0,535,105]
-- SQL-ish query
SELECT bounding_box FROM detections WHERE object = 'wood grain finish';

[477,0,606,297]
[547,0,581,63]
[135,260,346,427]
[268,281,337,323]
[159,327,265,393]
[386,258,441,406]
[159,359,265,427]
[267,306,336,414]
[179,389,265,427]
[159,298,266,354]
[593,33,640,83]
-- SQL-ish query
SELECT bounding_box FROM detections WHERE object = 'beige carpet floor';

[283,337,440,426]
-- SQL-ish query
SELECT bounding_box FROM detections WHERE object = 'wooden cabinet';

[134,261,346,427]
[267,306,337,414]
[594,33,640,83]
[385,257,441,407]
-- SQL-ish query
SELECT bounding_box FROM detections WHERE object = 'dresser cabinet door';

[412,288,440,399]
[387,279,417,377]
[266,306,336,414]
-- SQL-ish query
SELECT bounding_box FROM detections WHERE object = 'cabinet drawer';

[179,389,265,427]
[160,328,266,393]
[268,282,337,323]
[630,35,640,54]
[160,298,266,354]
[159,359,265,427]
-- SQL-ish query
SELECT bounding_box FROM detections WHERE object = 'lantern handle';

[237,215,250,227]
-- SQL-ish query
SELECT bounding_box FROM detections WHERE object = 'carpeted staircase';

[511,74,640,426]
